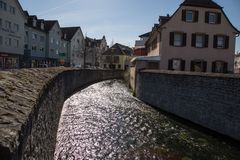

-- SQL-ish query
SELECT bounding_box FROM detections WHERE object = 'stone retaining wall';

[0,68,123,160]
[136,70,240,141]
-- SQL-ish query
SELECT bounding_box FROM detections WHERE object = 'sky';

[19,0,240,52]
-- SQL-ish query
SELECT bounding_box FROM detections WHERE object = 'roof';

[102,43,133,56]
[85,36,105,47]
[61,27,80,41]
[139,32,151,38]
[44,20,58,32]
[180,0,222,9]
[131,56,160,63]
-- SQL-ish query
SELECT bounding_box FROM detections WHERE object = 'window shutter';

[182,10,186,21]
[217,13,221,24]
[190,61,195,71]
[213,35,217,48]
[205,34,209,47]
[225,36,229,49]
[191,33,196,47]
[168,59,173,70]
[203,61,207,72]
[169,32,174,46]
[182,33,187,46]
[212,61,216,72]
[223,62,228,73]
[194,11,199,22]
[181,60,185,71]
[205,12,209,23]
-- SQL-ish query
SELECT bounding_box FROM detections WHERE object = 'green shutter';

[194,11,199,22]
[182,10,186,21]
[205,12,209,23]
[205,34,209,48]
[168,59,173,70]
[169,32,174,46]
[225,36,229,49]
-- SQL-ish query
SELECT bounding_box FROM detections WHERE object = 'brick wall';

[136,70,240,141]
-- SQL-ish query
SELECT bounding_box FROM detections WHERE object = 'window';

[213,35,229,49]
[5,21,11,30]
[192,34,208,48]
[205,12,221,24]
[104,64,107,68]
[50,49,54,53]
[32,33,37,40]
[56,40,59,45]
[32,45,37,51]
[106,56,111,62]
[169,32,186,47]
[0,36,2,45]
[191,60,207,72]
[0,1,7,11]
[182,10,198,22]
[50,38,54,43]
[118,64,121,69]
[9,6,15,14]
[212,61,227,73]
[40,47,44,52]
[0,19,2,28]
[33,20,37,27]
[168,59,185,71]
[63,43,66,48]
[56,49,59,54]
[186,11,193,22]
[5,37,11,46]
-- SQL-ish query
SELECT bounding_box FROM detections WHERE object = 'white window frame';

[172,59,181,71]
[5,21,11,30]
[13,39,19,48]
[217,36,225,48]
[174,33,183,47]
[186,10,194,22]
[0,1,7,11]
[215,61,224,73]
[209,12,217,24]
[5,37,11,46]
[196,35,204,48]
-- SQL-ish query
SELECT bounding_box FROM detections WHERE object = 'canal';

[54,80,240,160]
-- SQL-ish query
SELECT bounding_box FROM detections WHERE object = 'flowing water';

[54,80,240,160]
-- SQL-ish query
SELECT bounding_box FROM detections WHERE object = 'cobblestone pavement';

[54,80,240,160]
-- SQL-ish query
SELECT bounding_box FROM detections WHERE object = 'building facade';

[24,13,47,68]
[44,20,62,67]
[102,43,133,70]
[0,0,26,69]
[85,36,107,67]
[146,0,239,73]
[61,27,85,67]
[234,54,240,73]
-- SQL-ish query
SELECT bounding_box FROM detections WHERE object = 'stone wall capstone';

[0,68,123,160]
[136,70,240,141]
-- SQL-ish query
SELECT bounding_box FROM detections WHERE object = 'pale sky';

[19,0,240,52]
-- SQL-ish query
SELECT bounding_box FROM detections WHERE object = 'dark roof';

[102,43,133,56]
[159,16,171,25]
[61,27,80,41]
[85,36,104,47]
[44,20,58,32]
[25,13,46,32]
[139,32,151,38]
[181,0,222,9]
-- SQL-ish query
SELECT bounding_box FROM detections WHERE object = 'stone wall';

[0,68,123,160]
[136,70,240,141]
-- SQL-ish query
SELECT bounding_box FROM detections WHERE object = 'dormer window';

[182,10,198,22]
[64,34,67,39]
[205,12,221,24]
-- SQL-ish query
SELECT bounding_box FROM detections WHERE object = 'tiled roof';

[85,36,103,47]
[102,43,133,56]
[181,0,222,9]
[61,27,80,41]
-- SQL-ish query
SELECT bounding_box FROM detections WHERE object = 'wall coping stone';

[140,69,240,79]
